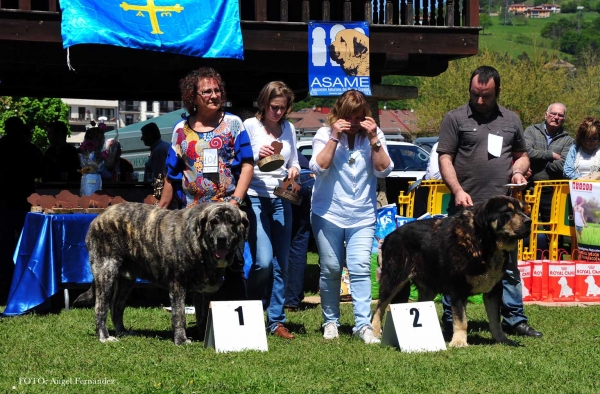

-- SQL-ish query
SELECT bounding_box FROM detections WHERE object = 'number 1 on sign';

[234,306,245,325]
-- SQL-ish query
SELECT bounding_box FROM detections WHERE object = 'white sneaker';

[323,322,339,339]
[355,326,380,344]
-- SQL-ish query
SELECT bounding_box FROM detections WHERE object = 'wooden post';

[343,0,352,21]
[437,0,444,26]
[322,0,330,21]
[415,0,420,25]
[405,0,414,25]
[465,0,479,26]
[365,0,373,24]
[454,0,460,26]
[446,0,454,27]
[302,0,310,23]
[386,0,394,25]
[255,0,267,21]
[280,0,288,22]
[19,0,31,11]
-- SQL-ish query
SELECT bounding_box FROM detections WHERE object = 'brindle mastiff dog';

[75,202,248,345]
[372,196,531,347]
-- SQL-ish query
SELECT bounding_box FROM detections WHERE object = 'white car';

[296,139,430,203]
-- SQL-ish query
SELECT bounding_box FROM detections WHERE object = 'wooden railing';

[241,0,479,27]
[1,0,479,27]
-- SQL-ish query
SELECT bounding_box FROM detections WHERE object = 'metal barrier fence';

[397,179,600,262]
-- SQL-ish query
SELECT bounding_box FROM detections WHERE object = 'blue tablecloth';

[3,213,96,316]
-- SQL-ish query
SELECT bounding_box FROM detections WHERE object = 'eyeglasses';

[586,137,599,142]
[547,111,565,118]
[270,105,286,113]
[197,89,222,97]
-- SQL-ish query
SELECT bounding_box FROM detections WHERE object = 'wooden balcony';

[0,0,480,104]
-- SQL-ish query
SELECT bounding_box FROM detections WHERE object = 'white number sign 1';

[380,301,446,353]
[204,300,268,353]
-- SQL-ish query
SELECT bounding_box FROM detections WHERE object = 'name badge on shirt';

[488,133,503,158]
[203,148,219,173]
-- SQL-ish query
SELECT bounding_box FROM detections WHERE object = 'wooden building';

[0,0,481,105]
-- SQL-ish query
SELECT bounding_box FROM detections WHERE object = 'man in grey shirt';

[437,65,542,339]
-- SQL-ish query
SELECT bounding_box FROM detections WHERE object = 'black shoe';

[510,322,543,338]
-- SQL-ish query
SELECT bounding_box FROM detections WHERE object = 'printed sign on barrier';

[518,260,533,301]
[531,259,549,301]
[547,261,576,302]
[575,262,600,302]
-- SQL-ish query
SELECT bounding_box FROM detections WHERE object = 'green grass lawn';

[2,277,600,392]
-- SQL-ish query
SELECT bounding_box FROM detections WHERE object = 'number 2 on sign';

[234,306,245,326]
[410,308,422,327]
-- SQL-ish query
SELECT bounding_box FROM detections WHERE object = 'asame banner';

[60,0,244,59]
[308,21,371,97]
[569,180,600,262]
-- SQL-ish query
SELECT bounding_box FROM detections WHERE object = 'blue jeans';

[285,170,314,308]
[311,214,375,333]
[245,195,292,332]
[442,249,528,330]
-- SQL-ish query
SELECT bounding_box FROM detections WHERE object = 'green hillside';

[479,12,599,60]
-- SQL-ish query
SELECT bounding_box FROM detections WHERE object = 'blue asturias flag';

[60,0,244,59]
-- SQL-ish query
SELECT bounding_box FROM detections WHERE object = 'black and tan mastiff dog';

[372,196,531,347]
[75,202,248,345]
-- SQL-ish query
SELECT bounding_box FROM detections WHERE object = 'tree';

[560,30,583,54]
[561,1,578,13]
[0,97,70,150]
[480,14,494,35]
[514,14,528,26]
[413,49,600,133]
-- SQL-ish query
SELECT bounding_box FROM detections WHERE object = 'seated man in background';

[42,121,80,182]
[141,122,170,182]
[524,103,573,222]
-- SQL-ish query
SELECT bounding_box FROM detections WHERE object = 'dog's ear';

[239,210,250,240]
[188,204,209,239]
[475,197,503,231]
[353,36,368,56]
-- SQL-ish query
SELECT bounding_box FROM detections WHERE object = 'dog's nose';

[216,236,229,249]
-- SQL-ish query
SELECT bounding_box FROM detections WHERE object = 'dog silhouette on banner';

[558,276,574,298]
[585,275,600,297]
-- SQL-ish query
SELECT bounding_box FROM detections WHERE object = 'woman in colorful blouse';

[159,67,253,208]
[244,81,300,340]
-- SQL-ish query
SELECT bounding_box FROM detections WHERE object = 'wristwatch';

[370,139,381,149]
[225,196,243,205]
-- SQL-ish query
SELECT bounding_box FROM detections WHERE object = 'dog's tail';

[72,283,95,307]
[376,236,384,282]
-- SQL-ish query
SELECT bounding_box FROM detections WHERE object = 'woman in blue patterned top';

[159,67,253,208]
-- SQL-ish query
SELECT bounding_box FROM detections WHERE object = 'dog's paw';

[449,339,468,348]
[99,336,119,343]
[174,337,191,346]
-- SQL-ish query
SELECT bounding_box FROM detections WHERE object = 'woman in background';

[564,117,600,180]
[309,90,393,344]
